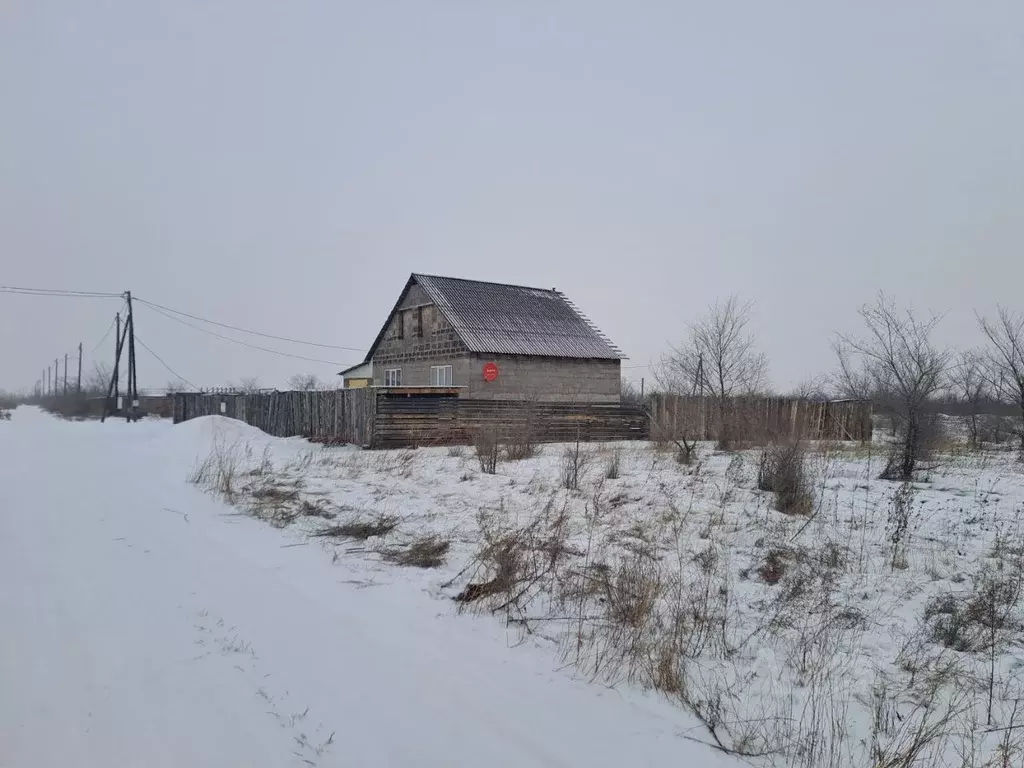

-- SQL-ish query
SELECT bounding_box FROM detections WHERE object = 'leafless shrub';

[921,593,983,651]
[450,497,571,612]
[447,445,466,458]
[382,535,451,568]
[315,514,398,540]
[922,567,1023,655]
[757,439,814,516]
[867,664,969,768]
[886,482,918,570]
[0,409,11,421]
[560,439,593,490]
[816,541,846,571]
[473,428,500,474]
[693,546,719,574]
[604,448,623,479]
[502,409,539,461]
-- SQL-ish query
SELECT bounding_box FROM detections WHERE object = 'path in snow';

[0,408,734,768]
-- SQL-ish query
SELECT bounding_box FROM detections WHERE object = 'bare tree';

[620,378,644,406]
[657,296,768,449]
[948,350,991,449]
[224,377,263,394]
[829,342,874,401]
[84,362,113,396]
[835,293,951,480]
[788,375,830,401]
[978,306,1024,454]
[287,373,324,391]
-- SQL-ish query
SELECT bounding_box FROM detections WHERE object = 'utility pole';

[126,291,137,421]
[43,368,47,397]
[102,298,136,422]
[113,312,121,408]
[77,343,83,394]
[64,353,68,396]
[55,358,59,398]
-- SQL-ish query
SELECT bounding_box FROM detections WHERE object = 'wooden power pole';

[77,343,83,394]
[113,312,121,407]
[64,353,68,396]
[102,301,132,422]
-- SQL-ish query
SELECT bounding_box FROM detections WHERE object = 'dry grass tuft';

[298,499,336,519]
[382,535,451,568]
[316,514,399,541]
[758,547,795,585]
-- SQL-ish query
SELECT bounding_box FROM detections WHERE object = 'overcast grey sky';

[2,1,1022,393]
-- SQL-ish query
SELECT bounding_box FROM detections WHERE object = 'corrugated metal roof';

[412,274,624,360]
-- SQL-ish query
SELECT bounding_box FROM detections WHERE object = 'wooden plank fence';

[372,393,648,449]
[173,389,645,448]
[173,389,376,446]
[647,394,872,443]
[173,390,869,449]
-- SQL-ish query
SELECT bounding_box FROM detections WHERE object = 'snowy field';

[0,407,737,768]
[3,407,1023,767]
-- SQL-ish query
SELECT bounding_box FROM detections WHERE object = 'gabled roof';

[338,360,372,377]
[362,274,625,363]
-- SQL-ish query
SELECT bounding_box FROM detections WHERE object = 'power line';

[133,296,365,352]
[134,334,197,390]
[90,301,128,353]
[0,285,122,299]
[139,302,355,367]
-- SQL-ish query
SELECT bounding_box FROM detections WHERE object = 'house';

[340,274,624,402]
[339,361,373,388]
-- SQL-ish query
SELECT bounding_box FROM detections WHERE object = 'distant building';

[338,273,624,403]
[339,361,373,388]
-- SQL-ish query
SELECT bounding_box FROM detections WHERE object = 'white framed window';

[430,365,453,387]
[384,368,402,387]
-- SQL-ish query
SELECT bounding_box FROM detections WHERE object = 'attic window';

[396,311,404,340]
[415,306,424,338]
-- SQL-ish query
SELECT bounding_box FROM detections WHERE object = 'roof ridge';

[413,273,559,294]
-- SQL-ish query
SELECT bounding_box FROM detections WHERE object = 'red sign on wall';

[482,362,499,382]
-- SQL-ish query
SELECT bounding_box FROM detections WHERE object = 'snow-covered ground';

[0,407,740,768]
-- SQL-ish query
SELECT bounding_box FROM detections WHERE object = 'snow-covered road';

[0,409,732,768]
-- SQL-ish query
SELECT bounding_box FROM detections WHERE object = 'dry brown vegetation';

[382,535,451,568]
[315,515,399,541]
[183,421,1024,768]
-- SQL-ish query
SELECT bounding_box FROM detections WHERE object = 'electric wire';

[138,301,354,367]
[133,296,365,352]
[134,335,197,390]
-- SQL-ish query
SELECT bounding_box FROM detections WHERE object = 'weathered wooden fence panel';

[175,390,864,449]
[371,393,648,449]
[173,389,376,446]
[647,395,872,443]
[174,389,644,448]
